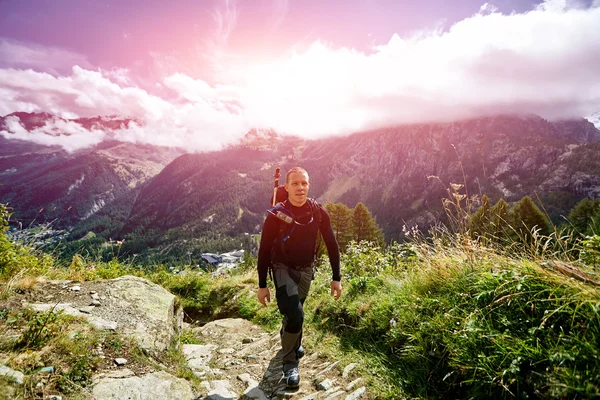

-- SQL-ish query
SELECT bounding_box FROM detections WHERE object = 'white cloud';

[0,37,92,75]
[0,0,599,149]
[0,115,106,152]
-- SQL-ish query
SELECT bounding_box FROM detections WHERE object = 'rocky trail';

[178,318,367,400]
[1,276,369,400]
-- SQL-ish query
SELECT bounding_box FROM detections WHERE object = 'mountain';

[0,113,183,238]
[3,112,600,246]
[588,111,600,130]
[122,114,600,241]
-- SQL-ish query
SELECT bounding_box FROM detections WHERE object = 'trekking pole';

[272,167,280,207]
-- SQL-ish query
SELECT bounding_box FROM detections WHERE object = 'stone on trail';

[0,365,25,384]
[206,379,238,400]
[345,378,363,392]
[183,343,218,371]
[325,390,346,400]
[244,384,269,400]
[114,358,127,366]
[92,370,194,400]
[344,386,366,400]
[342,363,356,378]
[317,378,334,391]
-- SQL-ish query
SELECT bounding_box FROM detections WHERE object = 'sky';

[0,0,599,152]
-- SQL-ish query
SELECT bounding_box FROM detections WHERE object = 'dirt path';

[188,318,368,400]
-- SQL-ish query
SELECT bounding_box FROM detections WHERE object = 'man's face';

[285,171,310,206]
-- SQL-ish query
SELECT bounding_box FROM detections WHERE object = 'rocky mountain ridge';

[123,114,600,241]
[0,112,184,236]
[2,112,600,243]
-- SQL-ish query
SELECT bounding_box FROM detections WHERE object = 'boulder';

[27,275,182,353]
[92,370,194,400]
[107,276,182,352]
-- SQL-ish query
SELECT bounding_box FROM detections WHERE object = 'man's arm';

[257,213,278,288]
[319,205,341,283]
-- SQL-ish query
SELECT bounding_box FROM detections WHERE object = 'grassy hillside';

[1,203,600,399]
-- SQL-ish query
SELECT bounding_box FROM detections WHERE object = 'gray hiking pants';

[272,263,313,372]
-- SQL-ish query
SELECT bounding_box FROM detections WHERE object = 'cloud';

[0,66,247,152]
[0,0,599,149]
[236,0,600,137]
[0,115,106,152]
[210,0,238,44]
[0,37,92,75]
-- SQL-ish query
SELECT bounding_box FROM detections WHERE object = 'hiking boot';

[296,346,305,359]
[284,367,300,388]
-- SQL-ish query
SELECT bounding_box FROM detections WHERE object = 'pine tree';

[325,202,353,251]
[489,198,511,242]
[352,202,384,246]
[469,194,492,238]
[510,196,552,239]
[568,198,600,235]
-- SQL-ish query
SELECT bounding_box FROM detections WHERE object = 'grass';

[2,201,600,399]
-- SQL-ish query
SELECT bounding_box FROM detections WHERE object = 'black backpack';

[267,197,322,267]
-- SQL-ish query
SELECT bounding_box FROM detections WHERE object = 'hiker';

[257,167,342,389]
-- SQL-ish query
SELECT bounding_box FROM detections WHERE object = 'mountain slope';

[123,115,600,241]
[0,113,184,236]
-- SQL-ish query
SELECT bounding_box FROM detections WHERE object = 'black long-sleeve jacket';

[257,199,341,288]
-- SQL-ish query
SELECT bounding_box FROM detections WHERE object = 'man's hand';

[330,281,342,300]
[257,287,271,306]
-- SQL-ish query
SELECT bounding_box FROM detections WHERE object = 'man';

[257,167,342,389]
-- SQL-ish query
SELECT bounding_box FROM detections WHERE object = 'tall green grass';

[305,238,600,399]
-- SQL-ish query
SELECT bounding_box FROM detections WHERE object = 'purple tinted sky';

[0,0,542,73]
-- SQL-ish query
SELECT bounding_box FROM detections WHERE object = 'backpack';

[267,197,323,267]
[270,185,288,206]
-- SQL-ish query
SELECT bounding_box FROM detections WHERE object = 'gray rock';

[244,384,269,400]
[0,365,24,384]
[325,391,346,400]
[324,386,341,395]
[206,379,237,399]
[92,371,193,400]
[114,358,128,366]
[27,303,117,331]
[242,337,254,344]
[344,387,366,400]
[237,373,255,385]
[342,363,357,378]
[79,306,95,314]
[47,396,62,400]
[90,300,102,306]
[107,275,182,352]
[317,360,341,375]
[183,344,218,370]
[345,378,363,392]
[91,293,100,300]
[70,285,81,291]
[317,378,334,391]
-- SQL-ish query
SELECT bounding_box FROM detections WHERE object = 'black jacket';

[257,199,341,288]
